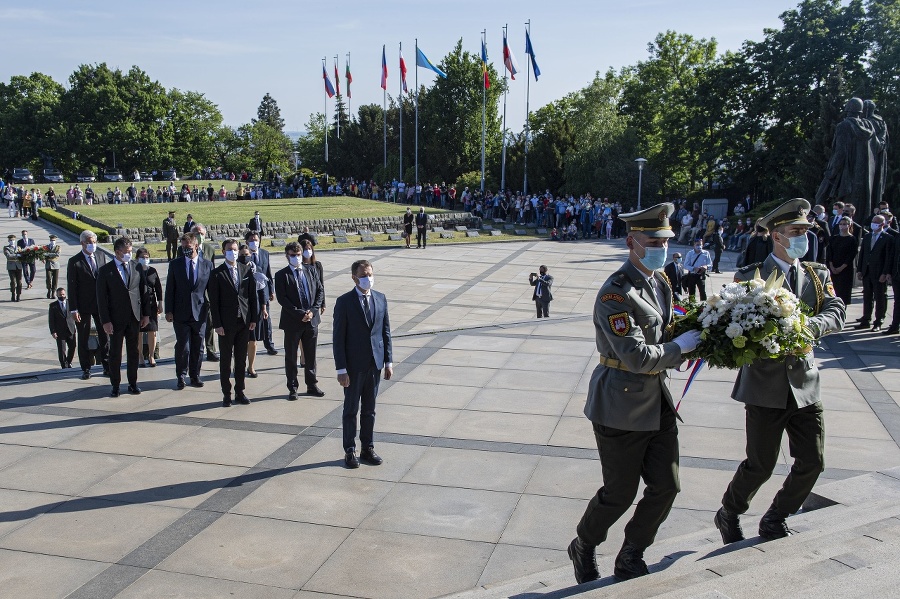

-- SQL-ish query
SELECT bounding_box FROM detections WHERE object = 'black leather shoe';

[872,322,883,332]
[206,353,219,362]
[81,370,91,380]
[360,447,383,465]
[222,396,232,407]
[287,392,299,401]
[235,393,250,405]
[344,449,360,469]
[567,537,599,584]
[266,347,278,356]
[246,371,258,378]
[884,326,900,335]
[614,540,650,581]
[759,510,792,540]
[177,376,186,390]
[855,321,871,330]
[307,385,325,397]
[714,507,745,544]
[189,378,205,388]
[110,386,120,397]
[127,385,141,395]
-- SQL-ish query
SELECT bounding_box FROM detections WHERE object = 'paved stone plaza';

[1,217,899,598]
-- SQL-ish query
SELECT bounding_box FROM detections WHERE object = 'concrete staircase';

[441,467,900,599]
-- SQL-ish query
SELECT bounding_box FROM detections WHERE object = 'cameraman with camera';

[529,266,554,318]
[684,238,712,300]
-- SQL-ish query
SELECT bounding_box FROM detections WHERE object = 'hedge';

[40,209,110,242]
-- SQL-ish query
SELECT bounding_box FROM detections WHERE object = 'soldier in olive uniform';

[45,234,61,299]
[569,203,702,584]
[714,199,846,545]
[4,234,23,301]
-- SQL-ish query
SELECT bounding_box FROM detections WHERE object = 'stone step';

[439,470,900,599]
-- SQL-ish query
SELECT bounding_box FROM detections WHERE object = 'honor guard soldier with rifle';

[569,202,702,584]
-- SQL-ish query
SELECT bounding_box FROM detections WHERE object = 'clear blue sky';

[1,1,804,133]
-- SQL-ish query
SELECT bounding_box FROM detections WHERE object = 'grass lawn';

[130,232,546,257]
[71,196,450,229]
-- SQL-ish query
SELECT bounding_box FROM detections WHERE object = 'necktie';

[60,300,66,313]
[231,265,238,290]
[788,265,797,293]
[296,268,309,308]
[89,254,97,275]
[536,279,543,298]
[188,259,195,286]
[363,294,373,327]
[120,262,129,286]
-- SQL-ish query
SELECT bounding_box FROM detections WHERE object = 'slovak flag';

[400,49,409,93]
[346,61,352,98]
[503,30,519,80]
[381,45,388,90]
[323,65,335,98]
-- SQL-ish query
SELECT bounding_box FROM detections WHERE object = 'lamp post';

[635,158,647,210]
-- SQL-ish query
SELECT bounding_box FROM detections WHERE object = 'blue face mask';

[633,238,667,271]
[779,233,808,260]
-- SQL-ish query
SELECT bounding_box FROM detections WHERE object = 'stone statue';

[865,100,889,210]
[815,97,886,214]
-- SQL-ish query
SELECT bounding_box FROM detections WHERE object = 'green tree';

[0,72,65,170]
[238,121,293,180]
[167,89,223,174]
[254,93,285,131]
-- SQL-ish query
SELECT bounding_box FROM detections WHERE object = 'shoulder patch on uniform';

[738,262,762,273]
[601,293,626,303]
[825,281,837,297]
[608,312,631,337]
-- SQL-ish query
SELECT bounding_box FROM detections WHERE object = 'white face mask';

[302,249,313,259]
[248,241,259,251]
[224,250,237,263]
[287,255,301,267]
[121,252,132,262]
[138,258,150,267]
[84,243,96,254]
[357,275,373,290]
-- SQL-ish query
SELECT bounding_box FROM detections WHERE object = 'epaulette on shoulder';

[738,262,762,274]
[801,261,827,271]
[611,272,627,288]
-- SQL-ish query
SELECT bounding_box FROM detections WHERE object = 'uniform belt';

[598,355,661,376]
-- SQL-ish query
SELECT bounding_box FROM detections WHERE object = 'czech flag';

[380,45,388,90]
[400,49,409,93]
[525,30,541,81]
[322,65,335,98]
[346,62,352,98]
[334,63,341,96]
[503,30,519,80]
[481,39,490,89]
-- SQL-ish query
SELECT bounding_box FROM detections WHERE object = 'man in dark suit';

[162,210,179,260]
[183,214,196,234]
[49,287,76,368]
[208,238,258,406]
[67,230,110,379]
[415,207,428,248]
[248,210,265,236]
[191,224,219,362]
[96,237,149,397]
[528,266,554,318]
[16,229,36,289]
[246,230,277,355]
[333,260,393,469]
[856,214,892,331]
[828,201,845,235]
[663,253,684,301]
[275,241,325,400]
[165,232,212,390]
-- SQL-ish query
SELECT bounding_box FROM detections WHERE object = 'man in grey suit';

[714,199,846,545]
[333,260,393,469]
[96,236,150,397]
[568,203,701,585]
[165,232,212,390]
[529,266,553,318]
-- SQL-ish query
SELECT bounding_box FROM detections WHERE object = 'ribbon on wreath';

[673,358,704,411]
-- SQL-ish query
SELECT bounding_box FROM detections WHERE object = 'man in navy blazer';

[246,230,277,355]
[165,232,212,390]
[333,259,393,469]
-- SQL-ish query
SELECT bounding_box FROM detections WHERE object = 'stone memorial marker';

[466,230,480,237]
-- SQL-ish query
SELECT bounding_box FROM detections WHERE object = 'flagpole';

[334,55,340,139]
[500,24,508,194]
[346,52,351,122]
[481,29,487,195]
[323,57,329,164]
[399,42,403,184]
[415,38,419,189]
[524,20,531,198]
[383,45,387,172]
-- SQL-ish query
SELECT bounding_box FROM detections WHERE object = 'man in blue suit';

[165,232,212,390]
[333,259,393,469]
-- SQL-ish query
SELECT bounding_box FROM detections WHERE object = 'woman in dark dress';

[402,207,414,249]
[299,239,324,368]
[828,216,858,306]
[135,248,162,367]
[239,245,269,377]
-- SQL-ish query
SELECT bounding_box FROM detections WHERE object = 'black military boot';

[714,506,745,544]
[758,509,792,541]
[613,539,650,581]
[567,537,599,584]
